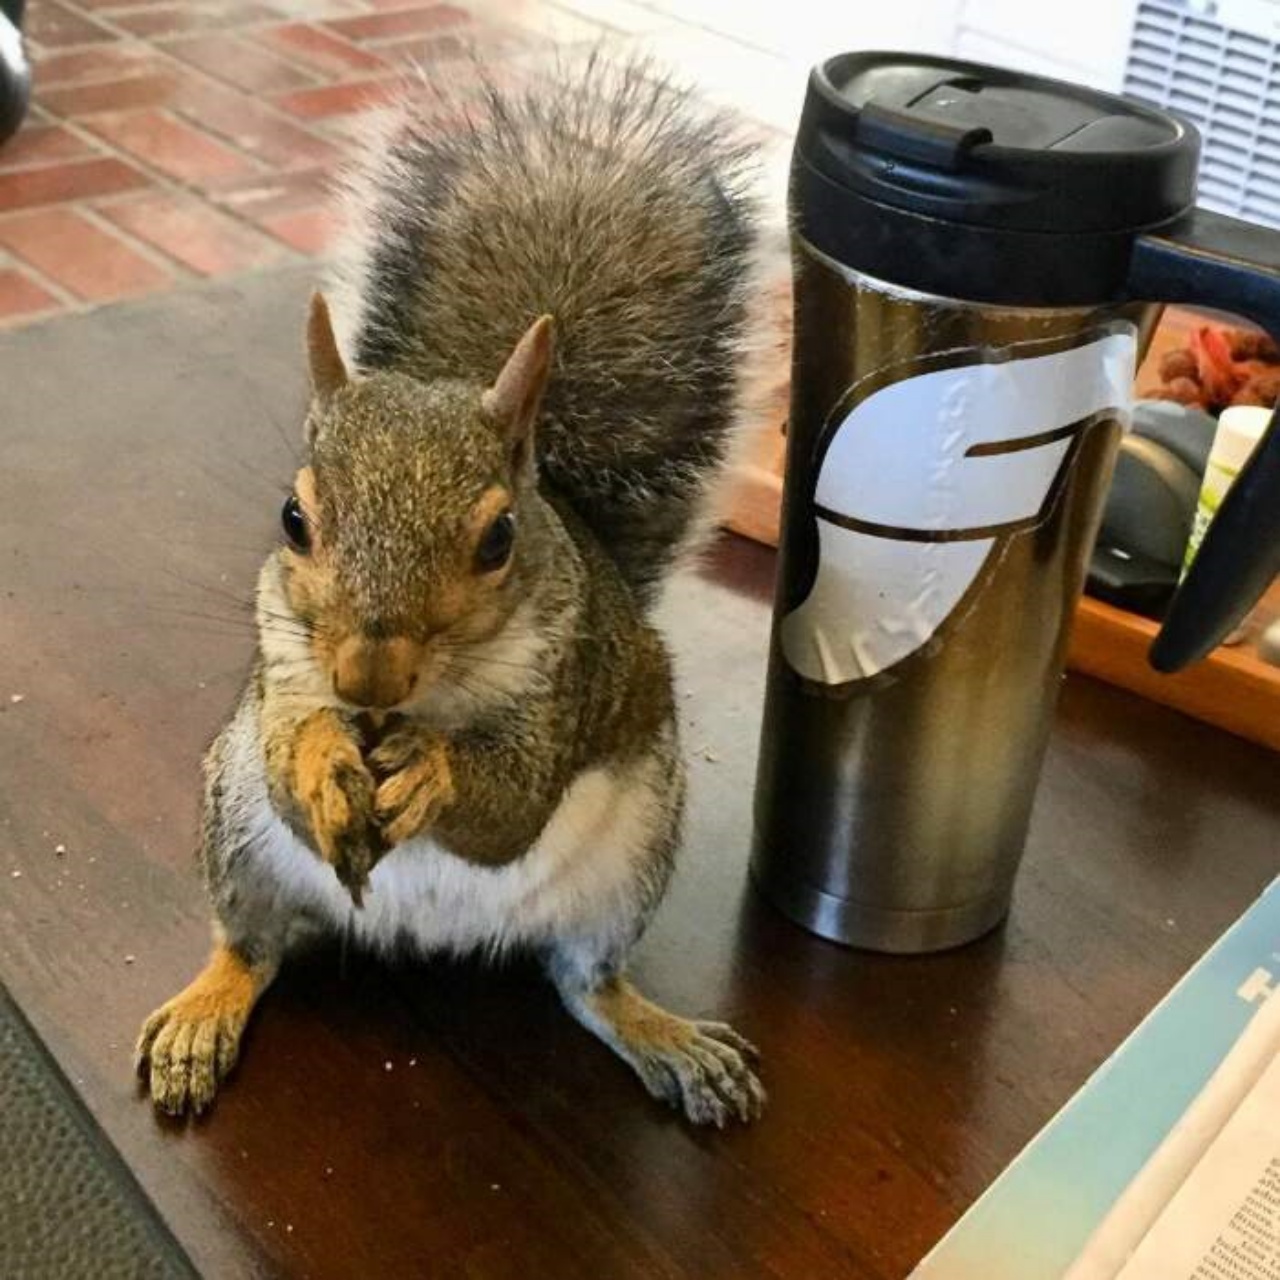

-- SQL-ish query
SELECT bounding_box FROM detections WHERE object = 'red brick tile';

[112,3,286,39]
[84,111,258,186]
[69,0,185,9]
[30,45,161,88]
[259,23,387,78]
[96,190,287,275]
[260,206,340,254]
[25,1,116,48]
[0,125,99,171]
[326,5,472,43]
[0,157,146,212]
[272,78,401,120]
[161,33,319,94]
[363,32,453,66]
[376,24,539,66]
[38,73,186,118]
[0,268,60,321]
[213,167,335,219]
[344,0,425,8]
[0,209,172,302]
[172,81,346,169]
[231,0,362,13]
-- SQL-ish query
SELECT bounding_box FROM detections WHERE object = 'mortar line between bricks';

[40,3,269,45]
[3,115,120,176]
[160,101,351,175]
[67,107,284,216]
[29,38,196,91]
[94,189,310,276]
[34,44,347,172]
[84,156,328,266]
[241,26,389,82]
[47,5,426,45]
[137,104,297,181]
[69,200,203,282]
[0,252,81,310]
[156,36,326,96]
[80,46,369,177]
[43,3,166,46]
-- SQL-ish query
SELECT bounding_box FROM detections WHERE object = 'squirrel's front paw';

[369,727,455,846]
[293,711,381,904]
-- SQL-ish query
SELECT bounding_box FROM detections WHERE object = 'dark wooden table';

[2,270,1277,1279]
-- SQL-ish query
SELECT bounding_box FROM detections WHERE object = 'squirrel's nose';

[333,636,421,709]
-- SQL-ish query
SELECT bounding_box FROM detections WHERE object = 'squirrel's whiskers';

[136,53,767,1128]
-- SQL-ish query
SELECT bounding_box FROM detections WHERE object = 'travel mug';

[752,54,1280,952]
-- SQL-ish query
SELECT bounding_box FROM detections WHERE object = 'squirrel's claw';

[555,977,766,1127]
[633,1022,767,1127]
[370,729,455,847]
[291,713,382,906]
[135,944,270,1117]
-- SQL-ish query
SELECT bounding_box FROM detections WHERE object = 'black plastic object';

[792,51,1199,305]
[0,5,29,148]
[1087,406,1212,619]
[1129,213,1280,671]
[1100,433,1202,569]
[1129,399,1217,476]
[1089,543,1179,620]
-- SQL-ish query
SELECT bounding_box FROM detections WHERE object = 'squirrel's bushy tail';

[329,52,771,605]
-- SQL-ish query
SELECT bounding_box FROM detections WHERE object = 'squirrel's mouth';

[331,635,423,709]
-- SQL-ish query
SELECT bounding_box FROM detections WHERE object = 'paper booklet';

[913,876,1280,1280]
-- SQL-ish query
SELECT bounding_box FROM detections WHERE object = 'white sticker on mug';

[781,332,1137,684]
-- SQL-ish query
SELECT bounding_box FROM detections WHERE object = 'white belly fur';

[225,720,669,959]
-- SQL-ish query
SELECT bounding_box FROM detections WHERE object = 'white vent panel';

[1124,0,1280,227]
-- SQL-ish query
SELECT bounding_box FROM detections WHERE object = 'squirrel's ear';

[306,291,349,406]
[482,315,554,459]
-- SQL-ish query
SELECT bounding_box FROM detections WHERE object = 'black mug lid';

[799,52,1200,235]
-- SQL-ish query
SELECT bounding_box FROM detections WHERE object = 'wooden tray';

[722,312,1280,752]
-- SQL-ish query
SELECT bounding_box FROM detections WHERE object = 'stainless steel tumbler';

[751,53,1280,953]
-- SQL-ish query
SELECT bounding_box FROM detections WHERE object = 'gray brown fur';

[333,53,759,604]
[134,56,766,1127]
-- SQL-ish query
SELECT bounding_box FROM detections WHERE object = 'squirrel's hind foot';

[135,943,275,1116]
[558,975,765,1127]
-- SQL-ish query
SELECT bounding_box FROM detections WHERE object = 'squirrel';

[135,56,768,1127]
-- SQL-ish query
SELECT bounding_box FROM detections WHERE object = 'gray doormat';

[0,985,197,1280]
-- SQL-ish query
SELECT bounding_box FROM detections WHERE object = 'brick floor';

[258,22,388,76]
[0,124,99,170]
[85,110,260,186]
[259,205,343,254]
[170,80,347,169]
[110,4,289,40]
[25,1,115,48]
[272,76,402,119]
[38,71,188,117]
[0,156,146,211]
[96,190,287,275]
[326,4,472,41]
[161,34,322,95]
[0,266,61,323]
[0,206,172,301]
[31,44,165,87]
[0,0,787,330]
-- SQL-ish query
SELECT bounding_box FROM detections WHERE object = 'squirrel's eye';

[475,510,515,573]
[281,494,311,553]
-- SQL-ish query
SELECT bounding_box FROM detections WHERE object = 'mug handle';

[1125,208,1280,672]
